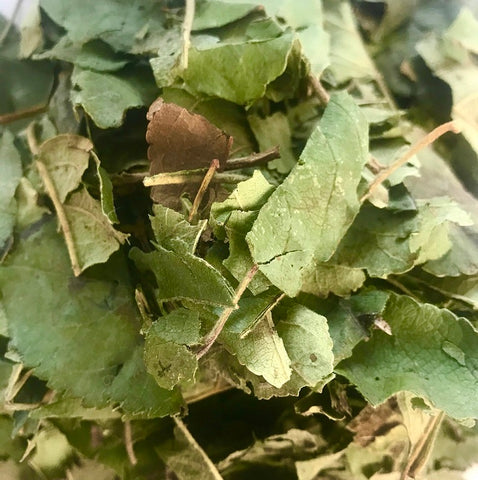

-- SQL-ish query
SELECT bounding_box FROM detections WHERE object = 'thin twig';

[36,160,82,276]
[26,122,40,155]
[6,369,34,402]
[0,105,48,125]
[173,417,223,480]
[309,75,330,105]
[197,264,259,359]
[361,121,461,203]
[401,411,445,480]
[224,146,280,169]
[189,159,219,222]
[0,0,24,45]
[144,171,248,186]
[124,420,138,466]
[181,0,195,70]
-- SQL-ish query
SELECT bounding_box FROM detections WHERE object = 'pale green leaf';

[0,220,183,417]
[248,111,297,173]
[182,33,295,104]
[323,0,376,84]
[130,246,234,307]
[247,92,369,296]
[276,304,334,386]
[39,0,167,53]
[94,159,119,224]
[37,134,92,203]
[193,1,257,30]
[15,178,50,230]
[336,294,478,420]
[150,204,206,255]
[71,67,157,129]
[0,131,22,253]
[144,309,201,390]
[64,188,128,272]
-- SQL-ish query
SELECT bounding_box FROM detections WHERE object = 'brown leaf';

[146,98,232,209]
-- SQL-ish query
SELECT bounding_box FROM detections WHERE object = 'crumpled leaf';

[150,204,206,255]
[144,309,201,390]
[323,0,376,84]
[192,1,258,31]
[39,0,168,54]
[182,32,296,104]
[0,130,22,255]
[247,92,369,296]
[336,293,478,420]
[276,304,334,387]
[37,134,92,202]
[210,171,274,294]
[0,219,183,418]
[63,187,128,271]
[71,66,157,129]
[130,246,234,307]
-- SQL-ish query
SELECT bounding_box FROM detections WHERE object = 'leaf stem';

[181,0,195,70]
[196,264,259,359]
[309,75,330,105]
[36,160,82,276]
[124,420,138,466]
[188,159,219,222]
[224,146,280,169]
[361,121,461,203]
[0,105,48,125]
[400,411,445,480]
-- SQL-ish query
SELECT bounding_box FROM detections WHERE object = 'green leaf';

[247,92,369,296]
[336,294,478,420]
[37,134,92,203]
[150,204,206,255]
[63,187,128,271]
[71,67,157,129]
[323,0,376,84]
[212,292,292,388]
[130,246,234,307]
[0,131,22,254]
[182,33,295,104]
[39,0,167,53]
[144,309,201,390]
[0,219,183,418]
[276,304,334,387]
[93,157,119,224]
[193,1,257,31]
[15,178,50,230]
[211,171,274,294]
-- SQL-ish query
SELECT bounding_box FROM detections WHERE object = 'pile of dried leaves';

[1,0,478,479]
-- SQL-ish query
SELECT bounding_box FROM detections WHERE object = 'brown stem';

[0,104,48,125]
[309,75,330,105]
[224,146,280,170]
[361,121,461,203]
[196,264,259,359]
[144,171,248,186]
[189,159,220,222]
[36,160,82,276]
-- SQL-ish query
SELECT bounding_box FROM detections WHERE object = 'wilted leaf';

[0,220,183,417]
[337,294,478,420]
[247,92,369,296]
[0,131,22,255]
[130,246,234,307]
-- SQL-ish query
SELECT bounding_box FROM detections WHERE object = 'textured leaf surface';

[37,134,92,203]
[0,220,182,417]
[63,188,128,272]
[182,33,295,104]
[71,67,157,128]
[0,131,22,253]
[130,246,234,307]
[337,294,478,419]
[247,92,369,296]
